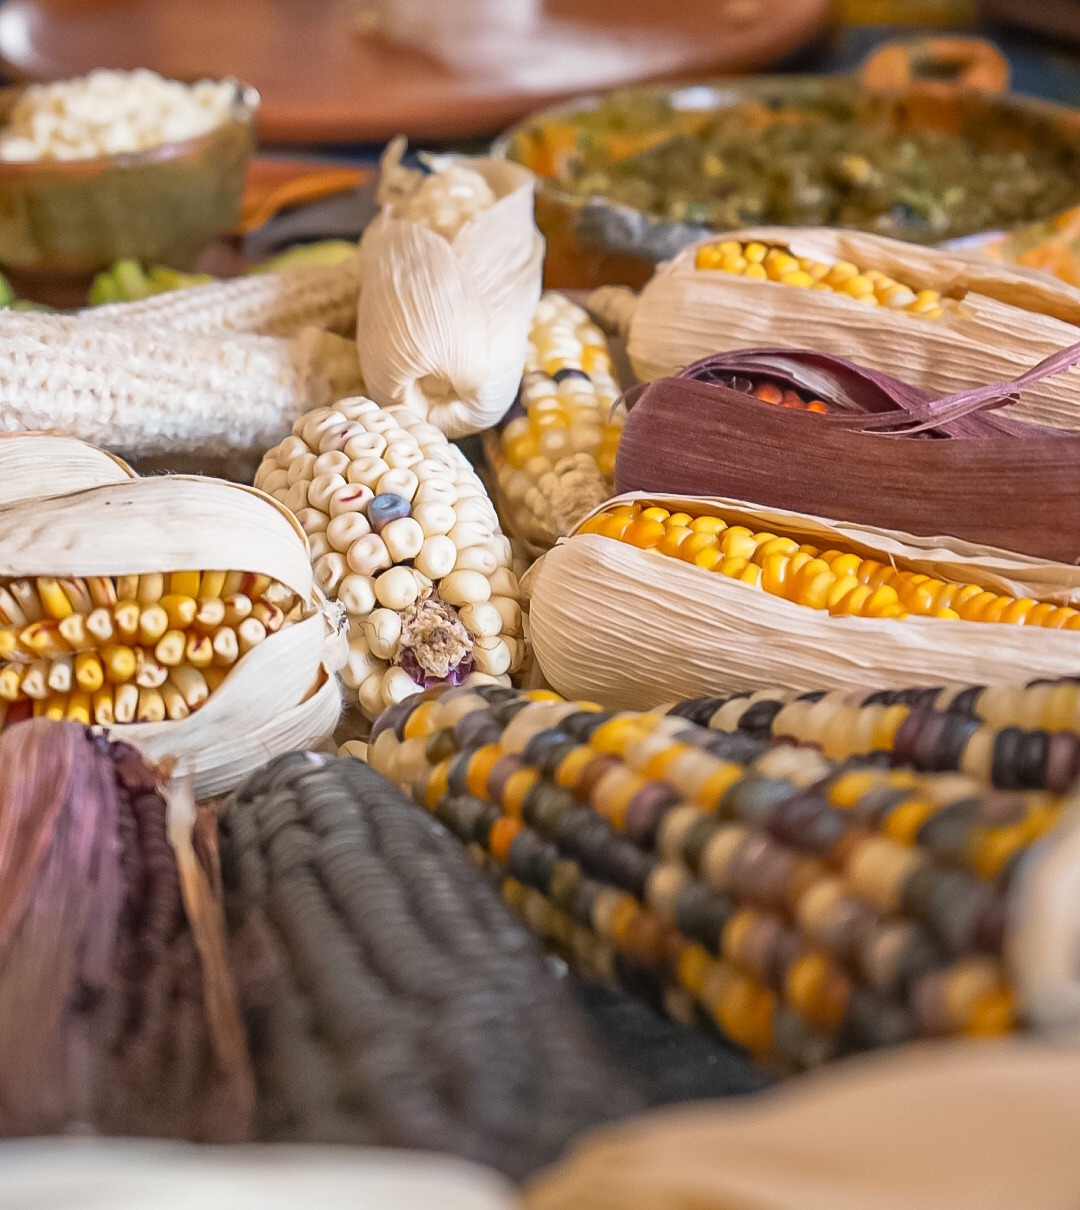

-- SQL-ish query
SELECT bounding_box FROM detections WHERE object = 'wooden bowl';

[0,79,258,296]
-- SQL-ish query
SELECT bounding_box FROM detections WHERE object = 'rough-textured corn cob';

[0,312,363,461]
[483,293,624,554]
[670,676,1080,792]
[0,720,251,1141]
[694,239,957,318]
[219,751,643,1179]
[369,684,1061,1070]
[256,396,524,720]
[88,255,362,339]
[0,569,300,728]
[579,501,1080,627]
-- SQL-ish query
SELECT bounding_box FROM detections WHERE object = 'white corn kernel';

[338,573,377,617]
[363,608,402,659]
[383,666,421,705]
[374,566,419,610]
[306,472,347,514]
[377,468,420,501]
[471,637,512,676]
[344,430,388,460]
[348,456,391,486]
[453,546,499,576]
[458,601,502,638]
[412,501,457,536]
[380,517,425,562]
[358,671,387,717]
[438,569,491,606]
[313,450,351,477]
[414,535,458,580]
[294,507,328,535]
[346,532,391,577]
[313,552,349,595]
[326,512,372,552]
[328,482,375,516]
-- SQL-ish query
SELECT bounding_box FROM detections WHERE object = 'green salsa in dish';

[508,83,1080,243]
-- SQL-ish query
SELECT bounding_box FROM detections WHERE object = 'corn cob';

[0,312,363,461]
[369,684,1067,1070]
[0,569,300,728]
[88,255,362,339]
[694,239,956,319]
[256,396,525,720]
[670,676,1080,793]
[219,751,643,1178]
[0,720,251,1140]
[578,501,1080,628]
[483,293,624,554]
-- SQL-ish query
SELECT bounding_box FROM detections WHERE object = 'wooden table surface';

[0,0,831,144]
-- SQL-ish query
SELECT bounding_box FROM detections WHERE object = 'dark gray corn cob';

[218,752,644,1183]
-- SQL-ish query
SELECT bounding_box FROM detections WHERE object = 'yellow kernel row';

[578,503,1080,628]
[694,240,950,319]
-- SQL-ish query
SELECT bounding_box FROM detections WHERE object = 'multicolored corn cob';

[368,685,1054,1071]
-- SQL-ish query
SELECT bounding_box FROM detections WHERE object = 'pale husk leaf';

[357,152,544,439]
[0,432,135,505]
[622,227,1080,431]
[523,492,1080,711]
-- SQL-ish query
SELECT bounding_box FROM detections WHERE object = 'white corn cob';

[0,312,363,460]
[376,136,497,240]
[482,292,624,556]
[87,255,363,339]
[256,395,526,720]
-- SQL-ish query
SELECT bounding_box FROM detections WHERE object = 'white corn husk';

[356,138,544,439]
[523,491,1080,712]
[0,432,135,503]
[0,472,345,797]
[0,1139,519,1210]
[610,226,1080,431]
[88,254,363,339]
[0,311,363,462]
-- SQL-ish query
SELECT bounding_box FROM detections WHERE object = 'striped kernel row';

[0,569,297,726]
[670,676,1080,792]
[366,685,1052,1071]
[578,501,1080,627]
[694,240,955,319]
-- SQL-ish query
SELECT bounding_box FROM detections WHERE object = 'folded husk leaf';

[614,346,1080,562]
[617,227,1080,431]
[0,432,136,504]
[522,492,1080,712]
[0,475,344,797]
[356,141,545,439]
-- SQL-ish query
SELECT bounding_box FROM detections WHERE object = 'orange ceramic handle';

[859,36,1011,94]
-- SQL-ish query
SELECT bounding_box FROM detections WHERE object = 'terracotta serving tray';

[0,0,831,144]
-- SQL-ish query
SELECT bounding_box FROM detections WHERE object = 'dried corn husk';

[614,345,1080,562]
[0,1141,521,1210]
[0,473,345,796]
[525,1038,1080,1210]
[522,492,1080,712]
[0,432,135,504]
[610,226,1080,432]
[0,311,363,465]
[88,254,362,339]
[356,139,544,438]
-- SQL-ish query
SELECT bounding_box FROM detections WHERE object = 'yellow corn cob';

[0,312,364,461]
[484,293,624,554]
[88,255,362,339]
[579,502,1080,629]
[694,239,954,318]
[2,571,299,727]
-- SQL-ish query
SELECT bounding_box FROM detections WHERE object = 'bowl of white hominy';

[0,68,259,282]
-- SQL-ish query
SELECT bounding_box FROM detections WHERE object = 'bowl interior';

[500,76,1080,248]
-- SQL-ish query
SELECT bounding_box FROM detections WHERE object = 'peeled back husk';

[356,139,545,439]
[0,431,136,504]
[613,345,1080,563]
[0,474,345,797]
[611,226,1080,432]
[522,492,1080,712]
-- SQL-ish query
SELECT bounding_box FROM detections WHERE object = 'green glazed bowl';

[0,78,258,288]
